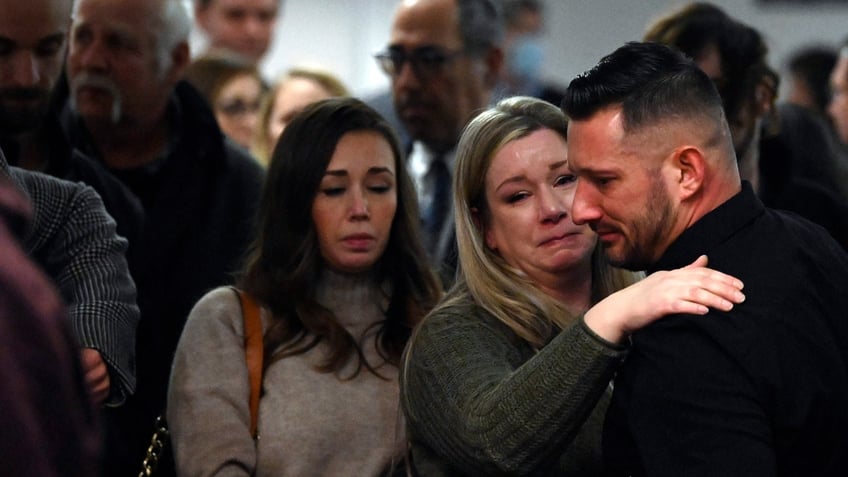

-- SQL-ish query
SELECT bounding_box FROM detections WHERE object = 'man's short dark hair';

[562,41,725,134]
[788,46,839,114]
[502,0,542,28]
[458,0,504,56]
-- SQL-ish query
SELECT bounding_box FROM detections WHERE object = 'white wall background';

[189,0,848,99]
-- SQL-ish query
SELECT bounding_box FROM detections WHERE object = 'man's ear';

[754,77,776,116]
[168,42,191,82]
[672,146,706,201]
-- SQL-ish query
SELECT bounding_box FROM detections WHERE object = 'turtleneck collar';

[315,267,390,337]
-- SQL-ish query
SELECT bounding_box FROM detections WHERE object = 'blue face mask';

[507,35,544,82]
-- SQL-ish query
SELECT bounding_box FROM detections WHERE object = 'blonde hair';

[251,67,350,165]
[435,96,640,347]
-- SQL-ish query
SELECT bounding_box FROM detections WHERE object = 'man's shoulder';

[8,166,91,208]
[760,202,848,257]
[222,139,264,179]
[172,81,265,186]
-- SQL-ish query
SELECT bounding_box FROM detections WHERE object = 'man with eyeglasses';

[376,0,504,284]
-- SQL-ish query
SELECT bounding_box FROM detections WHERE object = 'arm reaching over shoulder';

[584,255,744,344]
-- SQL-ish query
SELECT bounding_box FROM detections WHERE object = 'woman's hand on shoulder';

[584,255,744,344]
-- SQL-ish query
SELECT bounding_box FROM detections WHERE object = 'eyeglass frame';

[374,46,470,79]
[216,98,262,117]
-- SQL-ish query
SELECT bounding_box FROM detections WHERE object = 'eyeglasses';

[374,47,467,78]
[217,99,261,117]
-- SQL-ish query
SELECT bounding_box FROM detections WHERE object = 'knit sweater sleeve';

[167,287,257,477]
[400,299,627,475]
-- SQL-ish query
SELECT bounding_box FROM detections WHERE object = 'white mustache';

[70,72,123,124]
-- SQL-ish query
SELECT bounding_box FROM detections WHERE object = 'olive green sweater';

[400,298,628,476]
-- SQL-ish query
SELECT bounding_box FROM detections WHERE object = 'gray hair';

[153,0,192,73]
[458,0,504,56]
[71,0,191,76]
[194,0,284,6]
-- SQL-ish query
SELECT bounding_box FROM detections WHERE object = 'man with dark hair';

[787,45,838,121]
[645,2,848,249]
[194,0,282,65]
[498,0,566,106]
[376,0,504,282]
[828,41,848,143]
[564,41,848,476]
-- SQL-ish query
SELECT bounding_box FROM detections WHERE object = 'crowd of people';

[1,0,846,476]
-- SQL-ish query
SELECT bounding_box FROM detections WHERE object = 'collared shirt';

[408,141,456,220]
[408,141,457,266]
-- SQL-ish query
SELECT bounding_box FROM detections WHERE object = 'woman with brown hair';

[183,53,265,150]
[168,97,440,476]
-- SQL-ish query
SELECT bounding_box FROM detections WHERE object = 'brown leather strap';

[234,287,263,439]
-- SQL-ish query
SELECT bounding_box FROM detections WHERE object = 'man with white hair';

[63,0,264,473]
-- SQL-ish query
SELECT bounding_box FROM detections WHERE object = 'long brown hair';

[239,97,441,377]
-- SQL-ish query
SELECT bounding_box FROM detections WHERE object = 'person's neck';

[684,164,744,233]
[537,259,594,314]
[1,131,49,171]
[737,144,760,194]
[85,115,169,170]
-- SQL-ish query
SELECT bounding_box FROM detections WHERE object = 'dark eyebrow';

[324,166,395,177]
[367,166,394,176]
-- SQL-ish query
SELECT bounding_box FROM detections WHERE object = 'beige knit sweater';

[167,270,404,476]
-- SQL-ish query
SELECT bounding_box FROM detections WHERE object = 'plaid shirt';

[0,150,139,405]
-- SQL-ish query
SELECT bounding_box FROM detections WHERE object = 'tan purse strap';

[233,287,264,439]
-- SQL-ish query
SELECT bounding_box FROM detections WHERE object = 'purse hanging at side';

[138,288,265,476]
[234,287,264,439]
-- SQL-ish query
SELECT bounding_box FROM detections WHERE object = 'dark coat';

[0,174,101,477]
[61,81,266,476]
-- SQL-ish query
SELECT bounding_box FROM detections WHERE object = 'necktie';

[422,156,450,257]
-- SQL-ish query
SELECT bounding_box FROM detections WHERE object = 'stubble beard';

[608,176,676,271]
[0,88,51,135]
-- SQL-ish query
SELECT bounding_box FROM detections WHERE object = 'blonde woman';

[400,96,745,475]
[251,68,349,165]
